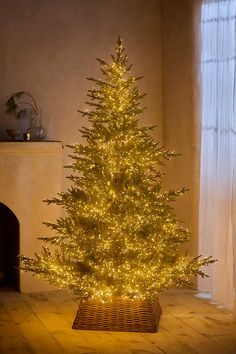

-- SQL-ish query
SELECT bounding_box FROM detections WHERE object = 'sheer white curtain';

[199,0,236,311]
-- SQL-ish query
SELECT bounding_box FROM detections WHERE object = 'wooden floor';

[0,288,236,354]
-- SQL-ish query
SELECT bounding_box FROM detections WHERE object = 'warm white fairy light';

[20,38,214,302]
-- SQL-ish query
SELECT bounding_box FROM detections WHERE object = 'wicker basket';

[72,297,161,332]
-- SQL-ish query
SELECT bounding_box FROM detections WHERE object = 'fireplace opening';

[0,203,20,290]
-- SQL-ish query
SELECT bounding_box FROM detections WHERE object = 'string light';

[19,38,215,302]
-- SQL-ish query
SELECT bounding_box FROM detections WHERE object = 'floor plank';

[160,312,232,354]
[111,331,163,354]
[78,330,133,354]
[142,330,200,354]
[22,292,98,354]
[0,292,66,354]
[0,303,32,354]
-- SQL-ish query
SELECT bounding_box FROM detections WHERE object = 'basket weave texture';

[72,297,161,332]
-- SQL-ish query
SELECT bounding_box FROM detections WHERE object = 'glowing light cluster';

[20,38,214,301]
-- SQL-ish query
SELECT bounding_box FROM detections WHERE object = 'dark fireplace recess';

[0,203,20,290]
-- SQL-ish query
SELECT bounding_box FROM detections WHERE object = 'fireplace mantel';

[0,141,63,292]
[0,141,62,152]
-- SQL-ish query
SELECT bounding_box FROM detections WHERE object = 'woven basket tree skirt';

[72,297,161,332]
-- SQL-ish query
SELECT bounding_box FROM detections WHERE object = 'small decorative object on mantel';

[5,91,45,141]
[6,128,22,141]
[19,38,215,333]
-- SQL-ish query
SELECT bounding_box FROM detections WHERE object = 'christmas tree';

[20,38,213,302]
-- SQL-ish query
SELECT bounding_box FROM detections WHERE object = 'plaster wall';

[161,0,201,255]
[0,0,163,147]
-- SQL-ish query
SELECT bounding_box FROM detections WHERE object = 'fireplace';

[0,203,19,290]
[0,142,62,292]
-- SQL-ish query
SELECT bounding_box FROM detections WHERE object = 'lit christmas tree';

[20,38,213,304]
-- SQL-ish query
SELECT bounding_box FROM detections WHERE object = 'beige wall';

[0,0,163,144]
[162,0,201,255]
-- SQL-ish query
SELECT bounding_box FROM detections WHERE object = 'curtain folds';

[199,0,236,311]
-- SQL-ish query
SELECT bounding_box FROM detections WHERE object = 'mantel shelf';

[0,141,63,153]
